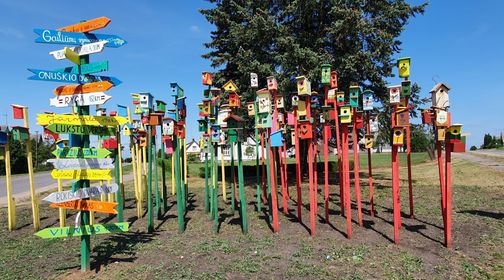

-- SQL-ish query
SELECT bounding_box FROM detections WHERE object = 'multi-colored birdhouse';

[11,126,29,142]
[398,97,408,110]
[321,64,331,85]
[211,125,220,143]
[355,111,364,129]
[291,95,299,107]
[267,76,277,91]
[436,127,446,142]
[203,89,210,98]
[170,82,184,98]
[250,73,258,88]
[198,119,207,133]
[223,80,238,93]
[298,121,312,139]
[176,122,185,139]
[401,80,411,97]
[389,85,401,104]
[224,114,244,143]
[397,57,411,78]
[336,92,345,106]
[310,94,319,108]
[202,99,212,116]
[198,103,206,117]
[421,109,434,125]
[270,130,284,147]
[328,89,336,101]
[435,109,450,127]
[103,137,118,149]
[297,100,307,120]
[392,127,404,146]
[396,109,410,127]
[257,113,272,129]
[162,118,175,136]
[296,76,311,96]
[447,124,462,143]
[0,126,8,145]
[138,92,154,114]
[275,96,284,109]
[362,90,374,111]
[320,106,332,124]
[257,89,271,114]
[330,71,338,89]
[246,102,255,116]
[365,134,374,149]
[155,100,167,113]
[339,106,352,124]
[228,92,241,107]
[122,124,133,136]
[210,87,221,97]
[202,72,213,86]
[96,107,107,116]
[430,82,450,109]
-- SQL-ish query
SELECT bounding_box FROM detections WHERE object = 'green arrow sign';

[46,123,117,136]
[52,147,111,158]
[34,222,129,239]
[55,60,109,75]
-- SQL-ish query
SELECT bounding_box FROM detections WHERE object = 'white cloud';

[0,27,25,40]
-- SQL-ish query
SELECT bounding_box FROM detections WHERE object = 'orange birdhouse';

[202,71,213,86]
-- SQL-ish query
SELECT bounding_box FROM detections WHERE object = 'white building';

[200,136,265,161]
[186,139,201,154]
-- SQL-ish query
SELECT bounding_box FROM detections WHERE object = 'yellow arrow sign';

[51,169,112,180]
[37,114,128,127]
[64,47,81,65]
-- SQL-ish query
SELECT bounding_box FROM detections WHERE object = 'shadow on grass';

[458,210,504,220]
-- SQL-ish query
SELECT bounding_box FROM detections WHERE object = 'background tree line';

[0,136,54,175]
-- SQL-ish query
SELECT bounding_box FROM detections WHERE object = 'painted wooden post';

[331,101,344,215]
[267,132,279,232]
[406,125,414,218]
[22,107,40,230]
[147,125,154,232]
[204,151,210,212]
[4,141,15,231]
[57,179,66,227]
[154,138,161,220]
[391,144,400,244]
[352,110,363,226]
[237,142,248,233]
[294,107,302,222]
[255,108,261,212]
[171,153,176,195]
[366,112,375,217]
[341,123,352,239]
[230,143,236,211]
[444,137,452,248]
[220,145,227,202]
[160,135,168,214]
[114,132,123,222]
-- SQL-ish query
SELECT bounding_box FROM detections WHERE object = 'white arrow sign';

[49,92,111,107]
[49,41,107,60]
[47,158,114,170]
[42,183,119,203]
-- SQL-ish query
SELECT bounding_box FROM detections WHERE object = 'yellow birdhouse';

[397,57,411,78]
[246,102,255,116]
[222,80,238,93]
[392,128,404,146]
[275,96,284,109]
[122,124,133,136]
[365,134,374,149]
[339,106,352,124]
[134,105,142,115]
[297,100,307,120]
[437,127,446,142]
[296,76,311,96]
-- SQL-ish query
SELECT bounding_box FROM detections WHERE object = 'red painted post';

[313,139,318,216]
[279,146,288,215]
[352,110,363,226]
[444,138,452,248]
[294,108,302,222]
[283,141,289,199]
[268,133,279,233]
[406,125,414,218]
[324,124,330,223]
[436,140,446,224]
[332,102,344,215]
[366,112,375,217]
[260,131,267,204]
[391,145,400,244]
[308,136,315,236]
[341,123,352,238]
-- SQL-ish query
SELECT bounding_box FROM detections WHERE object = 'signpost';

[35,29,127,48]
[47,158,114,170]
[43,183,118,203]
[49,41,107,60]
[59,16,111,33]
[50,92,111,107]
[46,123,116,136]
[52,147,111,158]
[37,113,127,126]
[55,60,108,75]
[51,169,112,180]
[54,81,114,95]
[28,69,121,85]
[50,200,117,214]
[35,222,128,239]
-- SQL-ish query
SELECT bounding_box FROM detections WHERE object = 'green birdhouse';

[349,85,360,108]
[11,126,29,141]
[224,114,244,143]
[401,80,411,97]
[155,100,167,113]
[257,113,272,129]
[198,119,208,133]
[170,82,184,98]
[321,63,331,85]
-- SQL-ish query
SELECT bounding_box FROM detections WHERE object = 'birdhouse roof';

[155,100,166,105]
[256,88,269,95]
[223,114,244,123]
[430,83,450,93]
[0,126,9,133]
[295,75,306,81]
[222,80,238,93]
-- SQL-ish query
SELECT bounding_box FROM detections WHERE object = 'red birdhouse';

[103,137,118,149]
[176,122,185,139]
[421,109,434,125]
[330,71,338,89]
[354,111,364,129]
[228,92,240,108]
[202,72,213,86]
[11,104,25,119]
[298,122,312,139]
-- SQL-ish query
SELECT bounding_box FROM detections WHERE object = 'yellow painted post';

[127,107,141,217]
[171,154,175,195]
[57,179,66,227]
[89,211,95,225]
[136,143,143,207]
[23,107,40,230]
[142,145,147,201]
[4,143,15,230]
[220,145,227,202]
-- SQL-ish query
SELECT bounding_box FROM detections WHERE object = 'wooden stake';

[352,111,363,226]
[220,145,227,202]
[4,143,15,230]
[23,107,40,230]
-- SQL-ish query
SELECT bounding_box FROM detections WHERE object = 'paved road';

[453,150,504,171]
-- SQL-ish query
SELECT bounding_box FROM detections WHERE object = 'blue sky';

[0,0,502,149]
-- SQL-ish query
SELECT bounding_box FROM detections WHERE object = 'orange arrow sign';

[50,200,117,214]
[58,17,111,33]
[54,81,114,96]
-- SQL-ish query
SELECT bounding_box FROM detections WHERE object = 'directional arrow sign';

[28,69,121,85]
[35,29,127,48]
[46,124,117,136]
[37,114,128,126]
[64,47,81,65]
[49,41,107,60]
[54,81,114,95]
[50,92,111,107]
[47,158,114,170]
[34,222,128,239]
[55,60,109,75]
[52,147,111,158]
[51,169,112,180]
[43,183,118,203]
[58,17,111,33]
[50,200,117,214]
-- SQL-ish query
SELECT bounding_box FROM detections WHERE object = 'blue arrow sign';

[34,29,127,48]
[28,69,121,85]
[55,60,109,75]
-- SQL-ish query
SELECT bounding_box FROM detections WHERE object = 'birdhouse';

[211,125,220,142]
[250,73,258,88]
[436,128,446,142]
[0,126,8,145]
[447,124,462,143]
[297,100,307,120]
[202,99,212,116]
[430,83,450,109]
[224,114,244,143]
[389,85,401,104]
[210,87,221,97]
[453,134,466,153]
[291,131,296,145]
[176,122,185,139]
[370,116,379,133]
[217,108,231,127]
[103,137,118,149]
[328,89,336,101]
[149,113,162,126]
[421,109,434,125]
[162,118,175,136]
[397,57,411,78]
[198,119,208,133]
[320,106,332,124]
[310,94,319,109]
[321,64,331,85]
[435,109,450,127]
[362,90,374,111]
[141,115,149,124]
[291,95,299,107]
[122,124,133,136]
[401,80,411,97]
[257,113,272,129]
[365,134,374,149]
[223,80,239,93]
[170,82,184,98]
[355,111,364,129]
[165,139,174,155]
[398,97,408,109]
[198,103,205,117]
[275,96,284,109]
[202,72,213,86]
[257,90,271,114]
[336,92,345,106]
[296,76,311,96]
[11,126,29,142]
[246,102,255,116]
[138,92,153,114]
[155,100,167,113]
[339,106,352,124]
[270,130,284,147]
[392,128,404,146]
[330,71,338,89]
[396,109,410,127]
[287,112,295,125]
[134,105,142,115]
[267,76,277,91]
[202,135,212,153]
[298,121,312,139]
[203,89,210,99]
[96,107,107,116]
[228,92,241,107]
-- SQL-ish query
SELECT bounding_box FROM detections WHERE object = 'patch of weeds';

[383,251,423,280]
[286,259,329,278]
[196,238,238,254]
[292,241,314,258]
[229,255,261,274]
[462,260,492,280]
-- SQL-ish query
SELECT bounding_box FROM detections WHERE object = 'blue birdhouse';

[270,130,284,147]
[170,83,184,98]
[362,90,374,111]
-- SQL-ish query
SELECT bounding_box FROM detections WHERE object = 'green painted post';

[147,125,154,233]
[154,138,161,220]
[230,142,236,211]
[237,142,248,233]
[174,135,184,232]
[209,145,214,219]
[213,142,219,233]
[180,138,187,214]
[254,101,261,212]
[204,152,209,213]
[265,130,273,222]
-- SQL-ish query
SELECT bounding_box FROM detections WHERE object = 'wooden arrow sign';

[28,69,121,85]
[55,60,109,75]
[52,147,111,158]
[58,17,111,33]
[34,222,128,239]
[49,41,107,60]
[54,81,114,95]
[34,29,127,48]
[47,158,114,170]
[37,114,128,126]
[49,92,111,107]
[42,183,118,203]
[51,169,112,180]
[50,199,117,214]
[64,47,81,65]
[46,123,117,136]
